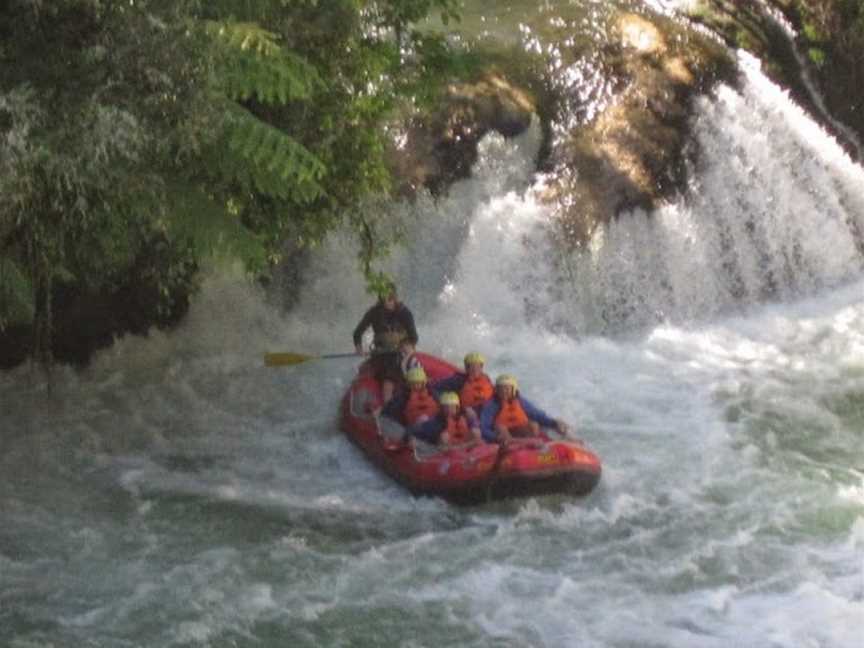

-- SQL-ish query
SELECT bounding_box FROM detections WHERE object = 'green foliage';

[221,106,326,202]
[206,20,320,103]
[791,0,864,107]
[802,21,822,41]
[372,0,462,36]
[0,257,33,330]
[0,0,196,354]
[365,270,397,298]
[162,185,269,273]
[0,0,466,364]
[794,0,864,45]
[808,47,826,66]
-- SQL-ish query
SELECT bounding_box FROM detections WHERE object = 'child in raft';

[410,391,483,447]
[432,351,495,420]
[479,374,570,444]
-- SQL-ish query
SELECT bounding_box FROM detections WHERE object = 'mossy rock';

[541,10,736,246]
[387,69,539,196]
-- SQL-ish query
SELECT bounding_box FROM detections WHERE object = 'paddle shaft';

[264,351,360,366]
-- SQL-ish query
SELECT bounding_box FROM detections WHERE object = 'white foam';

[3,40,864,648]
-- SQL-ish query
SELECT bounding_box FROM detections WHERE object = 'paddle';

[263,351,359,367]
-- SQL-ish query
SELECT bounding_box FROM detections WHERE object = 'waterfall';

[280,52,864,351]
[3,7,863,648]
[549,52,864,335]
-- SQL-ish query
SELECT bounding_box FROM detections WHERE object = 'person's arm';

[381,392,405,420]
[468,414,483,443]
[519,396,558,429]
[353,305,377,350]
[430,373,465,397]
[479,401,500,443]
[463,406,479,427]
[464,409,482,440]
[411,416,444,444]
[400,306,418,346]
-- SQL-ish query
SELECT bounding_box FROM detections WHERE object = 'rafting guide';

[352,281,419,406]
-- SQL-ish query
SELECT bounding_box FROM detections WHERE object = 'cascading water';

[556,52,864,335]
[2,28,863,648]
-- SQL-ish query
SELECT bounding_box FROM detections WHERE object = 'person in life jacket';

[382,366,440,430]
[411,391,483,446]
[353,282,419,405]
[433,351,495,418]
[479,374,571,444]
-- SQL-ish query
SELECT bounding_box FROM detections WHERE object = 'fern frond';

[205,20,320,104]
[219,106,326,202]
[205,20,282,57]
[164,185,269,273]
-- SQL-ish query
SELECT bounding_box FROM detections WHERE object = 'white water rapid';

[1,54,863,647]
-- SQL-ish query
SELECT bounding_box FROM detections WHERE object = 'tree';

[0,0,462,366]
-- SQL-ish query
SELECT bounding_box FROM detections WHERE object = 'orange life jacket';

[460,374,494,409]
[404,389,440,425]
[495,397,529,430]
[443,413,471,445]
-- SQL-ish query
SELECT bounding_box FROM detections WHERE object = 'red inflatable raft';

[339,352,602,504]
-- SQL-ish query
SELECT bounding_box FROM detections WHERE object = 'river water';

[2,9,864,648]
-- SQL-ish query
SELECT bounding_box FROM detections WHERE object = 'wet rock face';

[387,10,735,246]
[541,12,736,246]
[387,71,537,196]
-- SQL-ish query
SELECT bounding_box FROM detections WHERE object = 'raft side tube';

[341,353,602,504]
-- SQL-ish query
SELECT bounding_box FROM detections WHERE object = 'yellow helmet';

[495,374,518,390]
[464,352,485,366]
[439,391,460,406]
[405,367,427,384]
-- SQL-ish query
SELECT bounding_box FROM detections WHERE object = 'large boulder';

[387,70,538,196]
[541,11,736,245]
[385,9,736,244]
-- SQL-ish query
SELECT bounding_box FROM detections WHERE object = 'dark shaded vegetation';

[693,0,864,160]
[780,0,864,156]
[0,0,464,368]
[543,10,737,246]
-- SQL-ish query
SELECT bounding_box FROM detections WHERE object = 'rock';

[540,10,736,246]
[387,71,538,196]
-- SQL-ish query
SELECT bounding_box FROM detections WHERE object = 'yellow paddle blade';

[263,352,316,366]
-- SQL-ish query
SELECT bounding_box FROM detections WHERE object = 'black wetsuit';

[352,301,418,382]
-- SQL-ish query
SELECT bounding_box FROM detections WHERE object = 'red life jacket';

[495,397,529,430]
[404,389,440,425]
[443,413,471,445]
[460,374,494,409]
